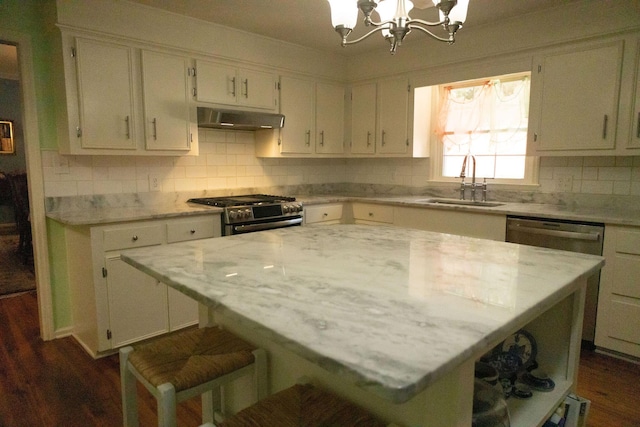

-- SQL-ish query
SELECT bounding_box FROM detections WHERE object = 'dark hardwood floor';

[1,291,639,426]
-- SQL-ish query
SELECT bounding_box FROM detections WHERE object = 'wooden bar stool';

[202,382,390,427]
[119,326,267,427]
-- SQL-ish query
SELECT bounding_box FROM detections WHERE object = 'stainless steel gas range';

[187,194,303,236]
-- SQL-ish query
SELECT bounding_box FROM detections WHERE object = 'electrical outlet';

[149,173,161,192]
[555,175,573,192]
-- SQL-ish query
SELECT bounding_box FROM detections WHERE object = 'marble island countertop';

[120,224,604,403]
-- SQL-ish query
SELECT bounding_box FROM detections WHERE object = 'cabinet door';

[316,82,345,154]
[280,76,315,154]
[238,69,277,110]
[535,42,623,151]
[195,60,238,105]
[350,83,377,154]
[378,78,409,154]
[74,38,137,150]
[141,50,193,151]
[105,256,169,348]
[168,286,199,331]
[631,40,640,149]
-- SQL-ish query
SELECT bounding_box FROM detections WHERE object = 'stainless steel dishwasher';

[506,216,604,344]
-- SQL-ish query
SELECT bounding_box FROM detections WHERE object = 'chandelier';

[327,0,470,54]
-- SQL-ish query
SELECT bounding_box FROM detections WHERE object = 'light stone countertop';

[46,192,640,227]
[45,202,222,225]
[297,195,640,227]
[120,224,604,403]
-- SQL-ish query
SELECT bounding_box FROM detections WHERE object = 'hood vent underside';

[197,107,285,131]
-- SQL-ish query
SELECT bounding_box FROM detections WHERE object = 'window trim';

[425,72,539,186]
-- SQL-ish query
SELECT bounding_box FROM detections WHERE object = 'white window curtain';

[435,76,530,179]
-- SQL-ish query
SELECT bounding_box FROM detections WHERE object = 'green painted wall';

[46,218,71,328]
[1,0,72,330]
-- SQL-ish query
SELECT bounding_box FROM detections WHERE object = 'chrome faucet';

[459,155,477,201]
[459,155,485,202]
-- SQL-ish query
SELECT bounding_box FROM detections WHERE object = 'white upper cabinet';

[59,33,198,156]
[349,78,413,157]
[350,82,377,155]
[630,39,640,150]
[194,60,277,110]
[528,41,624,155]
[279,75,315,154]
[73,38,137,151]
[255,75,345,157]
[141,50,193,151]
[315,82,345,154]
[378,77,410,155]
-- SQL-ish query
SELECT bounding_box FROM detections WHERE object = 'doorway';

[0,31,54,341]
[0,42,36,298]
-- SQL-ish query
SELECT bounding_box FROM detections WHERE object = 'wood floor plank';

[1,291,639,426]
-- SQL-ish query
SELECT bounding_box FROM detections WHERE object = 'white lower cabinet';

[394,206,507,241]
[65,214,220,357]
[595,225,640,358]
[304,203,344,225]
[351,203,394,225]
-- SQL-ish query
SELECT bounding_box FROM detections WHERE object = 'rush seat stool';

[119,326,267,427]
[201,382,389,427]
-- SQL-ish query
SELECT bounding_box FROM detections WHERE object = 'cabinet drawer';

[103,224,163,251]
[167,217,217,243]
[616,230,640,255]
[305,204,343,224]
[352,203,394,223]
[608,297,640,345]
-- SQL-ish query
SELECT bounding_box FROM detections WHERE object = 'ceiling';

[127,0,578,56]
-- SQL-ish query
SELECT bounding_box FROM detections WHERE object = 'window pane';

[495,155,526,179]
[436,73,531,182]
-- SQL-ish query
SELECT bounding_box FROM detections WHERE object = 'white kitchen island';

[120,224,604,427]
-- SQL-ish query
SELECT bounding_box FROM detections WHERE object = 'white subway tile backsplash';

[581,180,613,194]
[41,141,640,200]
[598,167,631,181]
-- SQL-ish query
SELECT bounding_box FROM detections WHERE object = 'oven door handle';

[507,224,601,241]
[233,217,303,233]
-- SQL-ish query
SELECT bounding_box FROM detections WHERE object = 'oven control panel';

[225,203,303,224]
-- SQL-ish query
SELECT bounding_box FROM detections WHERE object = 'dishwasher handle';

[507,224,601,242]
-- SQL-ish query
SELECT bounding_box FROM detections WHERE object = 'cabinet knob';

[368,212,374,217]
[323,213,328,217]
[190,229,196,234]
[132,235,138,241]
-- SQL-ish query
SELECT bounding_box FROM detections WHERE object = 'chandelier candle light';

[327,0,469,54]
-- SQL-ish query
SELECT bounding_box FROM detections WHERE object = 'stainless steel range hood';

[197,107,284,131]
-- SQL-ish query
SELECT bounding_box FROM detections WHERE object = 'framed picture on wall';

[1,120,15,155]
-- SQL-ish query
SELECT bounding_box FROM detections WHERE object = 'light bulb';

[327,0,359,29]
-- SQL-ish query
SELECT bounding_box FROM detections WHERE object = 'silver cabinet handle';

[366,131,372,146]
[230,76,236,97]
[243,78,249,98]
[152,118,157,140]
[602,114,608,139]
[381,130,386,146]
[125,116,130,139]
[305,130,311,146]
[319,130,325,146]
[637,112,640,138]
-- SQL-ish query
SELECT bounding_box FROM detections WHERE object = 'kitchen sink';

[414,198,505,207]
